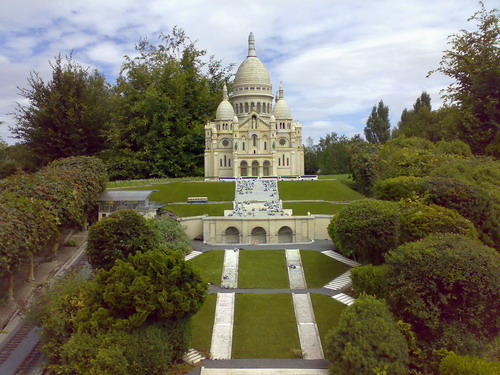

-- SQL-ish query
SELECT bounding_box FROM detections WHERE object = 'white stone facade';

[205,33,304,178]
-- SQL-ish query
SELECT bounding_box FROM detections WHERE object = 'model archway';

[225,227,240,244]
[251,160,259,176]
[263,160,271,176]
[240,161,248,176]
[251,226,267,243]
[278,226,293,243]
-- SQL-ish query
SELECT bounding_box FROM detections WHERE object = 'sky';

[0,0,494,145]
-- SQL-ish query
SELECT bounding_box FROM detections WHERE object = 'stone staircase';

[332,293,356,306]
[323,269,352,291]
[182,348,206,365]
[185,250,203,261]
[321,250,360,267]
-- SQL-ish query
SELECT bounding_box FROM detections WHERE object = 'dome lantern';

[215,83,235,120]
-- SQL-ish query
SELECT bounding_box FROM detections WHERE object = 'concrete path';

[321,250,360,267]
[292,293,324,360]
[210,293,236,359]
[285,249,307,289]
[185,250,203,261]
[332,293,356,306]
[222,249,239,288]
[323,269,352,291]
[201,369,328,375]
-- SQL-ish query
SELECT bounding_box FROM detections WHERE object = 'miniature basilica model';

[204,33,304,178]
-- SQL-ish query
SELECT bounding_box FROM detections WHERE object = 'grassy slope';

[232,294,300,358]
[238,250,289,289]
[278,180,363,201]
[301,250,351,288]
[121,181,235,203]
[191,293,217,352]
[310,294,347,346]
[188,250,224,286]
[163,203,232,217]
[282,202,346,215]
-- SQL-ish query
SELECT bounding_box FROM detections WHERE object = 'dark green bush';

[436,139,472,157]
[325,294,409,375]
[329,199,400,264]
[399,202,478,244]
[86,209,158,270]
[350,264,388,299]
[440,353,500,375]
[373,176,427,200]
[385,234,500,354]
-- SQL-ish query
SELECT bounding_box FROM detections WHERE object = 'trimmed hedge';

[329,199,400,264]
[440,353,500,375]
[350,264,388,299]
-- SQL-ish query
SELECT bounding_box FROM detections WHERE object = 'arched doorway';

[225,227,240,244]
[263,160,270,176]
[251,227,267,244]
[278,226,293,243]
[240,161,248,176]
[251,161,259,176]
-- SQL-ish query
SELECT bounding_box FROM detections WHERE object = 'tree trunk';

[50,232,60,260]
[7,271,14,302]
[27,253,35,282]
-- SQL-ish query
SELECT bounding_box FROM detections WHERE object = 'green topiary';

[385,234,500,354]
[329,199,400,264]
[325,294,409,375]
[399,202,478,243]
[350,264,388,299]
[439,353,500,375]
[373,176,427,201]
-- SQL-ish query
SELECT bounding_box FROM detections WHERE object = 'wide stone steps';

[185,251,203,261]
[182,348,205,365]
[323,270,352,290]
[332,293,356,306]
[321,250,360,267]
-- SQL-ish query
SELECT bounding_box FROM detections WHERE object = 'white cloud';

[0,0,494,145]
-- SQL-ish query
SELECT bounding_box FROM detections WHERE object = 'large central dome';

[233,32,271,88]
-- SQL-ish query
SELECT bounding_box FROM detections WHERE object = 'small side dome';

[273,82,292,119]
[215,84,235,120]
[270,114,276,123]
[233,115,239,124]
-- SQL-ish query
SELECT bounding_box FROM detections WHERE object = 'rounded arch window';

[222,139,230,147]
[279,138,287,146]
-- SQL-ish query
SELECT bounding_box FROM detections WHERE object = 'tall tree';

[364,100,390,144]
[11,55,111,166]
[317,132,350,174]
[106,28,233,179]
[428,3,499,155]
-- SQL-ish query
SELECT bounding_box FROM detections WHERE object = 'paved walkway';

[222,249,239,288]
[210,293,236,359]
[292,293,324,360]
[201,368,328,375]
[285,249,306,289]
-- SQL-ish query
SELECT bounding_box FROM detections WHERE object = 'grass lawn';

[278,180,363,201]
[163,203,232,217]
[107,176,204,188]
[191,293,217,352]
[188,250,224,286]
[310,294,347,346]
[282,202,347,215]
[301,250,351,288]
[232,294,300,358]
[120,181,234,203]
[238,250,289,289]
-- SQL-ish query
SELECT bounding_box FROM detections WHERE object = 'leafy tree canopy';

[364,100,390,144]
[428,3,499,155]
[11,54,111,166]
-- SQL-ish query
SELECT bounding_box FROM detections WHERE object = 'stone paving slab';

[323,269,352,290]
[210,293,235,359]
[292,293,324,360]
[321,250,360,267]
[201,369,328,375]
[332,293,356,306]
[285,249,307,289]
[222,249,239,288]
[185,250,203,261]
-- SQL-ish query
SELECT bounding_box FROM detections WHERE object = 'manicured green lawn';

[278,180,363,201]
[120,181,234,203]
[301,250,351,288]
[232,294,300,358]
[163,203,232,217]
[310,294,347,346]
[282,202,347,215]
[188,250,224,286]
[107,176,204,188]
[191,293,217,352]
[238,250,289,288]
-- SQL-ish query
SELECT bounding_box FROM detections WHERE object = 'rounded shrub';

[439,353,500,375]
[399,202,478,244]
[325,294,409,375]
[350,264,388,299]
[373,176,426,201]
[329,199,400,264]
[86,209,158,270]
[385,234,500,354]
